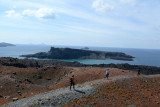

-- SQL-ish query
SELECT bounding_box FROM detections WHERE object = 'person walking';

[106,69,109,79]
[70,75,75,90]
[137,69,140,76]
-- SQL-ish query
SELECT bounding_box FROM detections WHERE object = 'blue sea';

[0,45,160,67]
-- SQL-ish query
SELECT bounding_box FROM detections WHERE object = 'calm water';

[0,45,160,67]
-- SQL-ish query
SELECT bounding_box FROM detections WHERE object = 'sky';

[0,0,160,49]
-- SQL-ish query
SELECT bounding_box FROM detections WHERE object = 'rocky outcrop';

[21,47,134,61]
[81,47,89,50]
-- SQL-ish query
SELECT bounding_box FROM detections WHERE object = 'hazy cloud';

[35,8,55,19]
[5,10,23,19]
[6,8,55,20]
[92,0,114,13]
[23,8,56,19]
[120,0,138,4]
[23,9,36,16]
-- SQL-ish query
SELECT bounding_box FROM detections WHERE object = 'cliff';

[21,47,134,61]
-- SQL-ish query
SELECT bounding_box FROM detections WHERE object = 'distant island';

[81,47,89,50]
[0,42,15,47]
[21,47,134,61]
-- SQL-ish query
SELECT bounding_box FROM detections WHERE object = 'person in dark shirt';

[70,75,75,90]
[137,70,140,76]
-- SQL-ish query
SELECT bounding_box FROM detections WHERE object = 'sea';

[0,44,160,67]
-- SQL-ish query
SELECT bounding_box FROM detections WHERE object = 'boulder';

[13,72,16,75]
[13,98,18,101]
[16,84,19,87]
[46,78,51,80]
[4,96,10,99]
[37,75,42,79]
[25,78,33,84]
[17,91,22,95]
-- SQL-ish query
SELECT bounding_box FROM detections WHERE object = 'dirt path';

[3,74,160,107]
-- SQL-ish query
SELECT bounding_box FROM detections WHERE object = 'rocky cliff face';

[21,47,134,61]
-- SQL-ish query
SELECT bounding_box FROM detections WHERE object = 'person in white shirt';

[106,69,109,79]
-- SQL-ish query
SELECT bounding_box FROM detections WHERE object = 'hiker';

[106,69,109,79]
[137,70,140,76]
[70,75,75,90]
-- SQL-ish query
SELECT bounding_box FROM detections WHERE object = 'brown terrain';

[0,57,160,106]
[65,77,160,107]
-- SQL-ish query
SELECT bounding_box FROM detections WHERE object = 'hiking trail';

[4,74,160,107]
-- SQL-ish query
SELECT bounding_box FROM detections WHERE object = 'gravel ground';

[3,74,160,107]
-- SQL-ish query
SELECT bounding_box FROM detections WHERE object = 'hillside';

[4,73,160,107]
[21,47,134,61]
[65,75,160,107]
[0,57,160,106]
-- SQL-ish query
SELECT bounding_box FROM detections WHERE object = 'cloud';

[22,9,36,16]
[120,0,138,4]
[23,8,56,19]
[5,10,23,19]
[92,0,114,13]
[5,8,55,20]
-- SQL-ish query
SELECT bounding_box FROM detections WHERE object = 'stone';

[38,99,41,101]
[16,84,19,87]
[4,96,10,99]
[25,78,33,84]
[13,72,16,75]
[17,91,22,96]
[19,80,22,83]
[13,98,18,101]
[37,75,42,79]
[47,78,51,80]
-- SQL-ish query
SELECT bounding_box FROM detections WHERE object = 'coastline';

[0,57,160,75]
[1,45,160,67]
